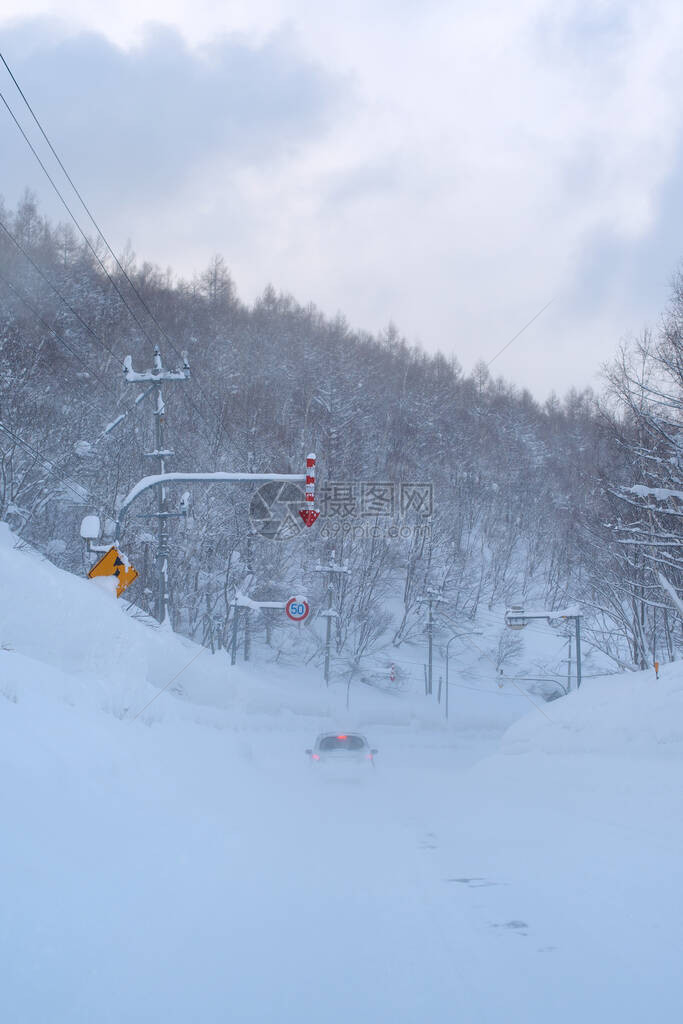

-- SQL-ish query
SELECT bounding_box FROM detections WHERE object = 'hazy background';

[2,0,683,396]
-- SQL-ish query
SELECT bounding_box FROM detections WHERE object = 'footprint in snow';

[490,920,529,936]
[445,877,506,888]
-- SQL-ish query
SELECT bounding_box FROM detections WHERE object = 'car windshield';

[318,735,365,752]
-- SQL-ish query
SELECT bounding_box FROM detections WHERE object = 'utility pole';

[112,461,318,642]
[123,346,190,624]
[244,536,256,663]
[575,615,582,689]
[324,579,333,683]
[428,597,433,695]
[420,588,444,696]
[314,550,349,685]
[566,632,572,693]
[230,598,239,666]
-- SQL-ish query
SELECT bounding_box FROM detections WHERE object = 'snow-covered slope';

[504,660,683,757]
[1,524,682,1023]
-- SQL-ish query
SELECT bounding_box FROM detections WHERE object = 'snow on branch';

[628,485,683,502]
[658,572,683,620]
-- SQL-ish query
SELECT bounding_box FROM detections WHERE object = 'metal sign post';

[229,594,311,664]
[504,605,583,689]
[113,454,319,635]
[314,550,350,685]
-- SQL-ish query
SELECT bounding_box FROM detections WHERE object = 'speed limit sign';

[285,597,310,622]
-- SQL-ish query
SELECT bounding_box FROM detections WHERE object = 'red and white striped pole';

[299,452,320,527]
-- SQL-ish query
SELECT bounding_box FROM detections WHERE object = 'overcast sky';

[2,0,683,397]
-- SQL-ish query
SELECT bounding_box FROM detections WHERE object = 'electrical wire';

[425,605,553,718]
[466,606,577,678]
[0,51,225,440]
[396,667,532,698]
[1,209,220,460]
[0,268,112,391]
[0,84,163,355]
[0,420,103,508]
[0,215,124,368]
[0,81,217,444]
[0,51,180,350]
[1,72,219,448]
[0,257,166,460]
[130,645,208,722]
[486,298,554,367]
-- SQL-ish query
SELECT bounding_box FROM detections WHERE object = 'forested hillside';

[1,193,681,672]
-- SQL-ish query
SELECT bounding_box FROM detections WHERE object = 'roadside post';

[230,594,310,665]
[314,551,350,686]
[504,605,583,690]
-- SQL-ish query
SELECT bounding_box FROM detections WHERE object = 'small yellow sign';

[88,546,138,598]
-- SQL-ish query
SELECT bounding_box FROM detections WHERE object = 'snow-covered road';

[1,524,681,1022]
[3,694,681,1024]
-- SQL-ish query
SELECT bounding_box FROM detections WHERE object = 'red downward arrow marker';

[299,509,320,528]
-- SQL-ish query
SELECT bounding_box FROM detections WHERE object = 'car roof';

[315,731,368,742]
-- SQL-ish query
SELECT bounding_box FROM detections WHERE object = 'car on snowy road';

[305,732,378,773]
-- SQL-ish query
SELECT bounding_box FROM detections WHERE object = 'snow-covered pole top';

[123,353,191,383]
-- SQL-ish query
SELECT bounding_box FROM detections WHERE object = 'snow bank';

[502,659,683,758]
[0,523,450,733]
[0,522,229,722]
[2,524,683,1024]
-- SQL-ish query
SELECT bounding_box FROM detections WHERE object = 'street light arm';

[114,470,306,538]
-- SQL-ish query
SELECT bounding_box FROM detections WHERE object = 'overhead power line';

[0,267,112,391]
[0,227,168,447]
[0,49,173,347]
[487,298,554,368]
[0,420,105,509]
[0,215,124,368]
[0,269,171,471]
[0,84,164,355]
[0,50,224,440]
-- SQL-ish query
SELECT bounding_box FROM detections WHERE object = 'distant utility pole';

[230,597,240,666]
[123,345,190,624]
[314,550,350,685]
[420,588,445,696]
[566,632,572,693]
